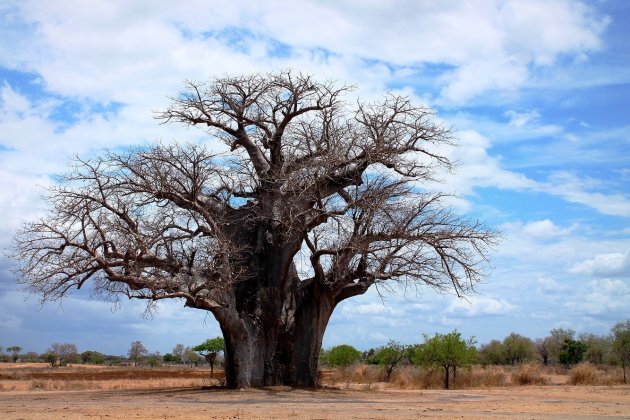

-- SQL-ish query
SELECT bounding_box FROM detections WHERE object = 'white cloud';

[447,296,516,318]
[521,219,575,239]
[535,276,571,294]
[344,302,404,317]
[504,109,541,128]
[569,250,630,277]
[540,171,630,217]
[566,278,630,316]
[0,0,607,105]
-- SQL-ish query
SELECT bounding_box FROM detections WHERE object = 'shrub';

[326,345,361,368]
[511,363,547,385]
[568,362,597,385]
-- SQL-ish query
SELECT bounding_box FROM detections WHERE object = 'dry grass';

[568,363,625,386]
[0,365,222,392]
[1,363,626,392]
[322,365,387,388]
[511,363,548,385]
[1,377,221,392]
[388,365,507,389]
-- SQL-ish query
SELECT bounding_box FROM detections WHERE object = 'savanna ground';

[1,363,628,419]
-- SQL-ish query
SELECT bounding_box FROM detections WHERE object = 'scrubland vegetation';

[1,320,628,391]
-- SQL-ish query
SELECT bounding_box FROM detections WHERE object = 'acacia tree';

[372,340,408,381]
[7,346,22,363]
[611,320,630,384]
[194,337,225,377]
[13,71,495,388]
[413,330,476,389]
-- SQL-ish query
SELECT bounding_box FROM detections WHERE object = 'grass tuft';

[511,363,548,385]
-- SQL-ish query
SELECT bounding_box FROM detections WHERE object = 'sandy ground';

[1,385,629,420]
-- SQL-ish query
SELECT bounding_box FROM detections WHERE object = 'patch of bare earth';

[1,365,628,419]
[0,385,628,419]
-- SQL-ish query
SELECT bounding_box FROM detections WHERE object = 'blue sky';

[0,0,628,356]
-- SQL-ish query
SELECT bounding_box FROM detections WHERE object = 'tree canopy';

[325,344,361,368]
[611,320,630,383]
[412,330,476,389]
[194,337,225,377]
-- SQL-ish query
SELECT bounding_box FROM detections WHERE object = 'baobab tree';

[13,71,495,388]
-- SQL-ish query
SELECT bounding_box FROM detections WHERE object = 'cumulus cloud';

[1,0,608,104]
[566,278,630,316]
[521,219,576,239]
[569,250,630,277]
[447,296,516,318]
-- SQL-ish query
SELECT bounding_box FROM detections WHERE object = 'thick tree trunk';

[444,366,450,389]
[217,273,337,388]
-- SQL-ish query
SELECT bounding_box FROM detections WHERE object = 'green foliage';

[21,352,40,362]
[194,337,225,374]
[326,344,361,368]
[43,352,57,367]
[194,337,225,354]
[146,353,162,367]
[558,338,587,367]
[478,340,505,365]
[579,333,611,365]
[371,341,408,381]
[502,333,535,365]
[412,330,476,389]
[81,350,105,364]
[163,353,178,364]
[6,346,22,362]
[611,320,630,383]
[547,328,575,365]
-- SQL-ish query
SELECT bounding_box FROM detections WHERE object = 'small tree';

[128,341,148,366]
[502,333,534,365]
[372,340,408,381]
[43,352,57,367]
[81,350,105,364]
[579,333,611,365]
[558,338,587,367]
[172,344,186,364]
[185,348,200,366]
[413,331,476,389]
[611,320,630,384]
[326,345,361,368]
[535,337,550,366]
[478,340,505,365]
[6,346,22,363]
[146,353,162,367]
[48,343,78,366]
[194,337,225,377]
[546,328,575,365]
[163,353,178,364]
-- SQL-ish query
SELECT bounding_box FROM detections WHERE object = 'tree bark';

[211,227,340,389]
[218,281,336,388]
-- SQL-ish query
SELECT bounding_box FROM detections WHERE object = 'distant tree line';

[319,320,630,388]
[0,336,225,372]
[2,321,629,386]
